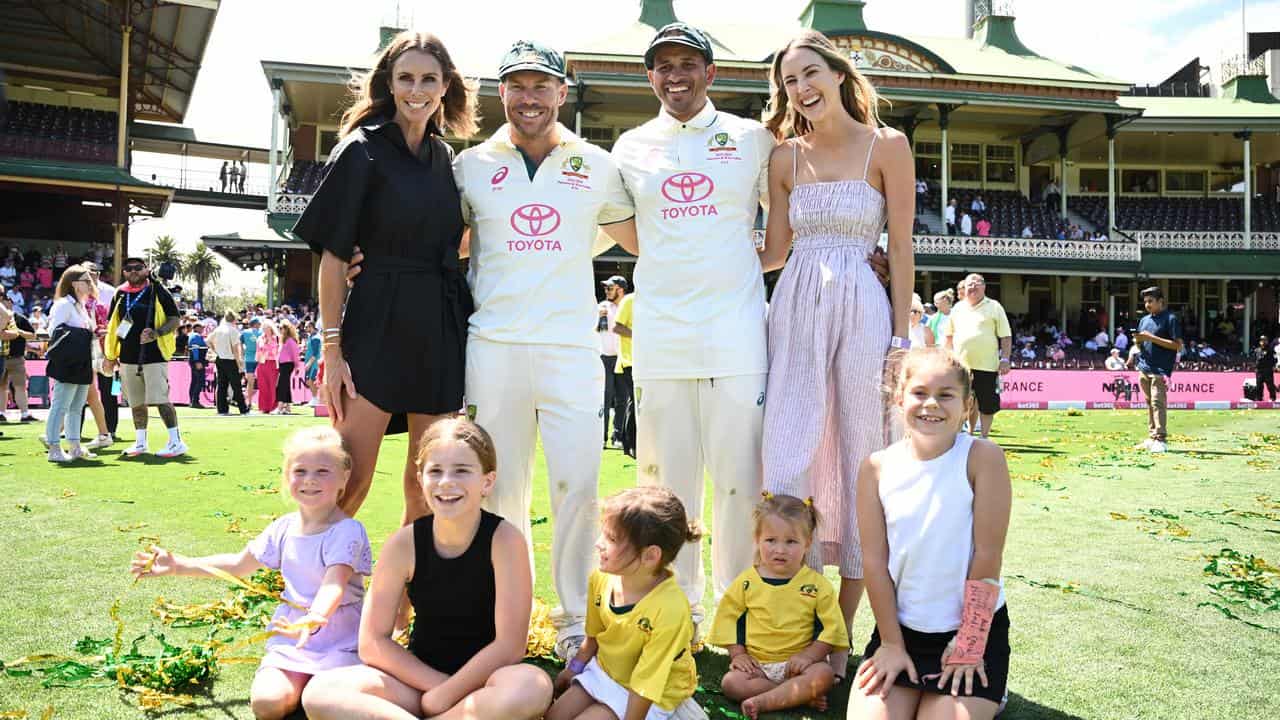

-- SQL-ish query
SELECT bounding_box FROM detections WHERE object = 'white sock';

[135,429,147,447]
[168,427,181,444]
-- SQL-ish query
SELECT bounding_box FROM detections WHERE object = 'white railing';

[273,192,313,215]
[913,234,1142,262]
[1127,230,1280,251]
[1220,54,1268,84]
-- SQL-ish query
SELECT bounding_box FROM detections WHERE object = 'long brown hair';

[765,30,885,139]
[54,263,91,300]
[340,31,479,139]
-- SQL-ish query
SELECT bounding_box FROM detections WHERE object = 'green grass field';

[4,408,1280,719]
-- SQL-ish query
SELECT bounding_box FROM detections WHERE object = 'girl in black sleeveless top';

[301,418,552,720]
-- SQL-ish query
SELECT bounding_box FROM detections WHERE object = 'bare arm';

[759,143,794,273]
[358,526,450,692]
[613,320,632,339]
[601,219,639,256]
[624,692,654,720]
[967,440,1011,582]
[318,250,356,421]
[131,545,263,580]
[420,521,533,715]
[855,455,904,648]
[880,129,915,340]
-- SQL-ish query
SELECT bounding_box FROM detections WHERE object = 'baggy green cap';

[644,22,714,69]
[498,40,566,80]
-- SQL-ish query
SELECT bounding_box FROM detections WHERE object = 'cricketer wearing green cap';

[450,39,638,665]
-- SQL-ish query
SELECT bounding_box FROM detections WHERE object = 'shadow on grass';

[113,454,200,466]
[998,444,1066,456]
[1003,692,1087,719]
[123,687,249,719]
[1168,449,1247,457]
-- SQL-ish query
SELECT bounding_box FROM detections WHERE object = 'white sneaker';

[1149,440,1167,454]
[68,446,98,460]
[47,447,71,463]
[1133,439,1153,450]
[157,439,188,458]
[86,434,114,450]
[123,443,149,457]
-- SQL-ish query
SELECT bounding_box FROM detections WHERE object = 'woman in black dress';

[293,31,477,524]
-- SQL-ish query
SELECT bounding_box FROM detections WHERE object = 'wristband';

[948,579,999,665]
[890,336,912,350]
[567,658,587,674]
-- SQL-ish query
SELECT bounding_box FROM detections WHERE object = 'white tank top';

[878,433,1005,632]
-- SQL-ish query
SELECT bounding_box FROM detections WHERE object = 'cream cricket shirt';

[455,124,634,350]
[612,101,773,380]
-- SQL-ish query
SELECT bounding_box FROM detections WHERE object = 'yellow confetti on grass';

[58,489,76,500]
[116,522,148,532]
[526,599,558,660]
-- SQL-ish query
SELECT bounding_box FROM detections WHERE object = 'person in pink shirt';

[976,216,992,237]
[275,320,301,415]
[256,320,280,414]
[36,261,54,290]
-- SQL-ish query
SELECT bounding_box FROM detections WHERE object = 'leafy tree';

[183,243,223,306]
[143,235,184,273]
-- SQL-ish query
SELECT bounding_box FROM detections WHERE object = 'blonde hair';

[415,417,497,474]
[340,31,479,139]
[754,493,819,542]
[278,319,298,344]
[282,426,352,474]
[601,486,703,570]
[765,30,885,139]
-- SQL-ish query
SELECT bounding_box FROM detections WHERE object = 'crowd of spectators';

[0,241,115,319]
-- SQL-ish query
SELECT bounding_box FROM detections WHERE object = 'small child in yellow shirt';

[548,486,708,720]
[709,493,848,718]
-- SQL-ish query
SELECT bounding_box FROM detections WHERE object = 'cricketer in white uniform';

[611,23,774,623]
[456,42,635,657]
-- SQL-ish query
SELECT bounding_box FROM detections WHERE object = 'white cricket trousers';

[634,374,765,619]
[465,337,604,639]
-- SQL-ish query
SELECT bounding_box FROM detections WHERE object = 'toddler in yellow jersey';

[709,493,848,719]
[548,486,708,720]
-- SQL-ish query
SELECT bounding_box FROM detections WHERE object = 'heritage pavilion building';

[206,0,1280,347]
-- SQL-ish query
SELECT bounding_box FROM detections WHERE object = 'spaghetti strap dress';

[293,118,472,430]
[762,135,892,579]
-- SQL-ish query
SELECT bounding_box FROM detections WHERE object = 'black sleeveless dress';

[293,118,472,430]
[408,510,500,674]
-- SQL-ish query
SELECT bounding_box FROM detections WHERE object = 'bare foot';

[808,694,829,712]
[741,697,760,720]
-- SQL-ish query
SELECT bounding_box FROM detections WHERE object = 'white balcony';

[913,234,1142,262]
[1127,231,1280,251]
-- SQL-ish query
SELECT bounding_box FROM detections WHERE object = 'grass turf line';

[4,409,1280,719]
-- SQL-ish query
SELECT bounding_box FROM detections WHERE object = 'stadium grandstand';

[0,0,285,288]
[1,0,1260,358]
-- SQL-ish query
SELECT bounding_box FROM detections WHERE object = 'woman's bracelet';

[567,658,587,674]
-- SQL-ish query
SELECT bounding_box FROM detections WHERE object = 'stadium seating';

[1070,195,1280,233]
[0,101,117,164]
[920,188,1065,238]
[281,160,328,194]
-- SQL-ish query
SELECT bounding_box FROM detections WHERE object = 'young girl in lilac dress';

[131,426,372,720]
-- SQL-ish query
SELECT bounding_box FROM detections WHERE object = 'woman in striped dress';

[758,31,915,681]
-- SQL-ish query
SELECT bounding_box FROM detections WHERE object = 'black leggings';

[276,361,295,404]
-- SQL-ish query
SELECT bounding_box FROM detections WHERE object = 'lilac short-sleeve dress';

[247,513,373,674]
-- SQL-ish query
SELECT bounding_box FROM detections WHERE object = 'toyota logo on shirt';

[510,203,562,237]
[661,172,715,203]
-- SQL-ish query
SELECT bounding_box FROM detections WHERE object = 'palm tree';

[144,235,184,273]
[183,243,222,305]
